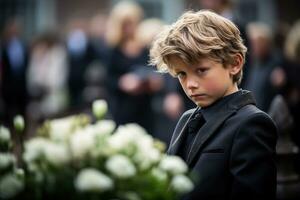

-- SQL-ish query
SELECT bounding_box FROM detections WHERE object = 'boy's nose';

[186,77,199,89]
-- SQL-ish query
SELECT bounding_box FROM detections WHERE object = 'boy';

[150,10,277,199]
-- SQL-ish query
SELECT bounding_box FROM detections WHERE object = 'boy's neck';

[224,84,239,97]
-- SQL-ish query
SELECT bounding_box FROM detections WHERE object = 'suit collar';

[186,90,256,166]
[200,90,255,122]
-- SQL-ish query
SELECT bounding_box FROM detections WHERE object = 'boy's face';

[169,56,239,108]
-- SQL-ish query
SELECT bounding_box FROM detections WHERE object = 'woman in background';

[105,1,154,133]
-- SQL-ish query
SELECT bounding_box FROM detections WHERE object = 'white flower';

[13,115,25,133]
[48,117,76,142]
[70,128,95,159]
[44,142,70,167]
[15,169,25,180]
[121,192,141,200]
[134,147,161,170]
[170,174,194,194]
[151,168,167,182]
[92,120,116,137]
[75,168,113,192]
[0,126,10,144]
[23,137,49,164]
[88,121,116,158]
[0,173,24,199]
[159,156,188,175]
[92,99,108,119]
[108,123,161,169]
[0,153,16,170]
[23,138,70,167]
[106,154,136,179]
[108,123,149,151]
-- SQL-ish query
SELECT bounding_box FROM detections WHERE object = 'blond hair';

[136,18,165,48]
[284,20,300,63]
[150,10,247,84]
[105,1,143,47]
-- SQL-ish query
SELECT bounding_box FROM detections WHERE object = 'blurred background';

[1,1,300,198]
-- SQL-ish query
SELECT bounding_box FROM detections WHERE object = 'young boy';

[150,10,277,199]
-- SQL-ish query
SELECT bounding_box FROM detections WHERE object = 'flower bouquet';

[0,100,193,200]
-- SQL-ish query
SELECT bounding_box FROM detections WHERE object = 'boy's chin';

[195,102,207,108]
[195,101,214,108]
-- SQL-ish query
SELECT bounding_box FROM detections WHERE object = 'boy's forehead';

[168,55,185,65]
[167,55,213,68]
[167,56,189,71]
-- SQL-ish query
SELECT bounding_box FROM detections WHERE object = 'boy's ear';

[229,53,243,75]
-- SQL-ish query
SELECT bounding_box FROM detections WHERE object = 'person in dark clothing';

[150,10,277,199]
[107,47,154,133]
[105,1,155,133]
[66,19,96,108]
[1,19,28,126]
[244,22,282,112]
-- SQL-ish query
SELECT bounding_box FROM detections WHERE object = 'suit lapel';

[186,110,236,166]
[168,108,200,155]
[186,90,256,166]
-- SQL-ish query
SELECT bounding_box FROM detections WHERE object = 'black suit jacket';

[167,90,277,200]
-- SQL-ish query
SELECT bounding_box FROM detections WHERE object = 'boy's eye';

[175,72,186,79]
[196,68,208,74]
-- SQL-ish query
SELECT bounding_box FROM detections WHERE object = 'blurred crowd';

[0,0,300,151]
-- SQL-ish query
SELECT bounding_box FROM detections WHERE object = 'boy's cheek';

[202,81,221,93]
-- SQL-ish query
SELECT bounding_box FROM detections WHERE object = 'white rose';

[0,174,24,199]
[44,142,70,167]
[151,168,167,182]
[23,137,49,163]
[0,126,10,144]
[13,115,24,133]
[134,147,161,170]
[75,168,113,192]
[121,192,141,200]
[48,117,75,142]
[93,120,116,137]
[159,156,188,175]
[170,174,194,194]
[23,138,70,167]
[92,100,108,120]
[123,123,148,136]
[108,123,148,151]
[105,154,136,179]
[0,153,16,170]
[70,129,95,159]
[88,121,116,157]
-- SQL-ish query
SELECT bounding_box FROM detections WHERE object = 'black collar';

[199,90,256,122]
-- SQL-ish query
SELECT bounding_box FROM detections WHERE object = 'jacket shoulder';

[236,104,274,123]
[232,104,278,139]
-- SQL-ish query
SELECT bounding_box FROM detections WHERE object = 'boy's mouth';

[190,94,206,100]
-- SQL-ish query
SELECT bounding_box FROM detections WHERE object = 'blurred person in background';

[273,20,300,156]
[88,13,110,67]
[27,32,68,121]
[66,18,96,109]
[105,1,154,133]
[0,46,4,121]
[135,18,175,142]
[0,18,29,127]
[134,18,165,99]
[198,0,234,20]
[83,13,110,104]
[244,22,282,112]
